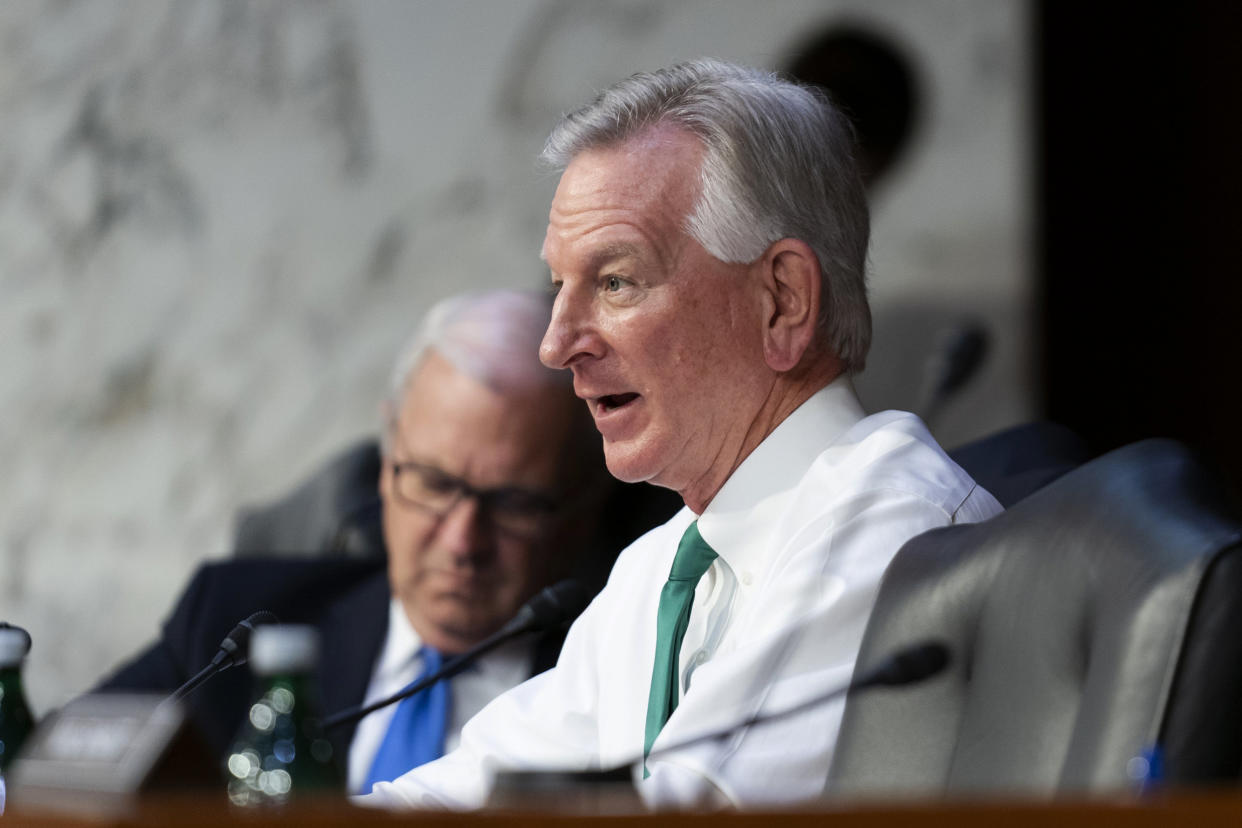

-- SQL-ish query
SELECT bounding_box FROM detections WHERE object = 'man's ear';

[757,238,822,373]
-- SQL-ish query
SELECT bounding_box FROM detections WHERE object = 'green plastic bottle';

[224,625,340,806]
[0,625,35,814]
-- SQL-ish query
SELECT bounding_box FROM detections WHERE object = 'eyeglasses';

[389,459,561,538]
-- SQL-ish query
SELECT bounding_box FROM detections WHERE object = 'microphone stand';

[320,626,529,731]
[167,662,221,704]
[639,640,948,767]
[320,579,589,731]
[493,640,951,784]
[165,610,280,705]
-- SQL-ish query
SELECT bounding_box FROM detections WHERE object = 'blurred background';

[1,0,1237,712]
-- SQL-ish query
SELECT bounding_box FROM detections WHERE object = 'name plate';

[7,693,216,817]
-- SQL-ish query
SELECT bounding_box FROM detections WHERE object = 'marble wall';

[0,0,1031,710]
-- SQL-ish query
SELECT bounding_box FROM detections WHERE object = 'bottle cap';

[249,625,319,675]
[0,626,31,666]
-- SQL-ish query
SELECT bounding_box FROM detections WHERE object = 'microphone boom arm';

[637,640,949,769]
[320,625,529,731]
[319,579,590,731]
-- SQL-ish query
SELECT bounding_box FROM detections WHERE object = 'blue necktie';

[363,646,449,790]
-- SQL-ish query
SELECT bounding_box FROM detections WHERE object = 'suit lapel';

[318,570,390,765]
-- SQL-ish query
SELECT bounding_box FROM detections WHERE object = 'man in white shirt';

[364,58,1002,810]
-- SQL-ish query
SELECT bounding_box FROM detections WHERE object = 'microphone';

[321,580,590,731]
[642,639,950,763]
[167,610,280,703]
[495,579,590,640]
[933,325,988,400]
[918,322,989,427]
[0,621,32,655]
[209,610,280,671]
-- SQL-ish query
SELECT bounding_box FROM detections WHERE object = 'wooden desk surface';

[8,789,1242,828]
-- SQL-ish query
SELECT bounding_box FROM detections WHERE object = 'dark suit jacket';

[95,557,564,774]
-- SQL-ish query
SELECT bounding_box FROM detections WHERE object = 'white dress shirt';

[363,378,1002,809]
[348,598,533,793]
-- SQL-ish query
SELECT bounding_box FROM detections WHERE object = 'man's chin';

[603,441,669,488]
[421,612,503,654]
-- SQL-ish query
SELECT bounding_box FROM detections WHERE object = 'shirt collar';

[377,597,535,681]
[376,598,424,679]
[695,376,866,570]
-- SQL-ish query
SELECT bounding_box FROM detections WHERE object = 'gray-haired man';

[366,59,1001,810]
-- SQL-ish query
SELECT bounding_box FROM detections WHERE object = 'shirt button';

[696,652,707,664]
[742,571,754,586]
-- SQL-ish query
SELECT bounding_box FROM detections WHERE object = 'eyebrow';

[542,240,647,273]
[593,241,644,263]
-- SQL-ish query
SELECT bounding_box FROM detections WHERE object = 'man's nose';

[436,495,490,562]
[540,288,602,369]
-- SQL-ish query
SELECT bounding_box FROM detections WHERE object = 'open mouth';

[597,392,640,413]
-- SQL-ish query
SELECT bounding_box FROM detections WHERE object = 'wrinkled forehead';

[559,132,701,204]
[543,129,710,270]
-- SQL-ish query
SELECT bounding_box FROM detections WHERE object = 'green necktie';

[643,520,718,774]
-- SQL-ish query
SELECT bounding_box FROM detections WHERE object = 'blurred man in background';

[98,290,676,792]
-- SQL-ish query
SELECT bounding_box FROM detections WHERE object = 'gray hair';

[541,58,872,372]
[382,289,571,452]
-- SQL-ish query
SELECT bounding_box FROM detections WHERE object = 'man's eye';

[421,471,459,494]
[604,276,625,292]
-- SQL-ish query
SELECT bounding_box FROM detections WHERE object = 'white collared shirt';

[347,598,533,793]
[363,379,1002,809]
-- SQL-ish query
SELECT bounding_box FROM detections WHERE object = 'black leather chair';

[232,440,385,559]
[828,439,1242,798]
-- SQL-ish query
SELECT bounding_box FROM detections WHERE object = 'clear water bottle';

[0,624,35,815]
[224,625,340,806]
